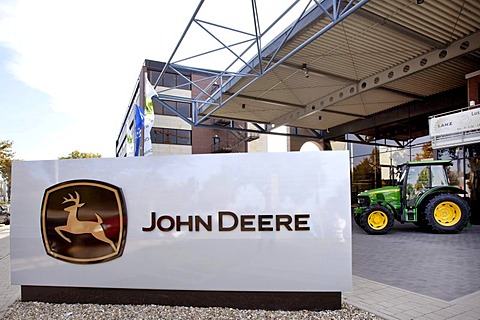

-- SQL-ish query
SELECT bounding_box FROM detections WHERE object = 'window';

[149,71,191,90]
[177,102,190,117]
[152,100,192,118]
[176,130,191,145]
[406,165,428,204]
[151,128,192,145]
[431,165,448,186]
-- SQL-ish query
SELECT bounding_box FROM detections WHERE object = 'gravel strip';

[3,302,384,319]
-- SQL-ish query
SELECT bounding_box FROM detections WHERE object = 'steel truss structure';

[149,0,370,140]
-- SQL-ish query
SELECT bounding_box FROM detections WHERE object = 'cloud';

[0,0,197,159]
[1,0,196,115]
[0,0,299,160]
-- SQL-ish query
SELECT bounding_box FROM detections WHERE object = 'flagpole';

[139,64,146,156]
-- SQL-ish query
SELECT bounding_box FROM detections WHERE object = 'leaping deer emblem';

[55,191,116,251]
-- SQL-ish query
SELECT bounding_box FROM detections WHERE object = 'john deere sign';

[11,152,351,308]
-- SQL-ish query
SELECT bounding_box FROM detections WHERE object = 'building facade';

[116,60,266,158]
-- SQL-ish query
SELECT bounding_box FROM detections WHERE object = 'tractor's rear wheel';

[360,205,394,235]
[414,206,431,231]
[424,194,471,233]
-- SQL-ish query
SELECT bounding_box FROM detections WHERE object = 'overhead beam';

[271,31,480,129]
[273,60,355,83]
[340,135,408,148]
[323,86,467,140]
[196,0,371,120]
[273,61,425,101]
[271,62,427,113]
[216,0,337,96]
[195,122,325,140]
[320,109,366,119]
[222,93,304,109]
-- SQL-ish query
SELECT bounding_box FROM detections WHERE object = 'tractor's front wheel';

[353,213,363,228]
[424,194,471,233]
[360,205,394,235]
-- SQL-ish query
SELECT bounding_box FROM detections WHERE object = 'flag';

[126,128,134,157]
[143,75,156,156]
[134,104,144,156]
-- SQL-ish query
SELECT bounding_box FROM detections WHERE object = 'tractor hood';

[358,186,400,204]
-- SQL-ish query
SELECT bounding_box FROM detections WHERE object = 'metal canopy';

[153,0,480,142]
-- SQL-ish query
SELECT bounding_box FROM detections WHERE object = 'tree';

[59,150,102,159]
[414,142,433,160]
[0,140,15,200]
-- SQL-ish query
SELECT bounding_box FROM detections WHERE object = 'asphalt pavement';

[0,225,20,318]
[344,221,480,319]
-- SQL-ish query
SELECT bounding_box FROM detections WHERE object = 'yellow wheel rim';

[434,201,461,226]
[368,211,388,230]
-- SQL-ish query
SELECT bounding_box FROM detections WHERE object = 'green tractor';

[354,160,471,234]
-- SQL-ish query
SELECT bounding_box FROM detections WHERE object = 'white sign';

[11,152,352,292]
[429,108,480,137]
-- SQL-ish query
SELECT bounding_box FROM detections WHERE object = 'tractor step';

[402,209,416,222]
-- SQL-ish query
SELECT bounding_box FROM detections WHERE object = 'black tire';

[353,213,363,228]
[413,207,431,231]
[5,215,10,225]
[424,193,471,233]
[360,205,394,235]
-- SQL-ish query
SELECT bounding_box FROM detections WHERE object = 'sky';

[0,0,309,161]
[0,0,202,160]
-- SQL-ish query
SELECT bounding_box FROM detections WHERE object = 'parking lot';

[351,220,480,301]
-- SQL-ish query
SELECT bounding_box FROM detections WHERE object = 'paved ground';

[351,222,480,301]
[1,222,480,319]
[344,221,480,319]
[0,225,20,318]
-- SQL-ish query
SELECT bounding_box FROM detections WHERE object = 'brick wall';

[190,74,248,154]
[466,71,480,106]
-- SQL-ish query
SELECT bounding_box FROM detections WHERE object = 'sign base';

[21,286,341,311]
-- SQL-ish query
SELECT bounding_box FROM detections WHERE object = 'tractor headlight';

[357,196,370,206]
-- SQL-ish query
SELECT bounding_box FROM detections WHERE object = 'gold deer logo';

[42,180,127,264]
[55,191,116,251]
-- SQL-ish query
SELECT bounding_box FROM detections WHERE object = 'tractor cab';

[397,160,451,222]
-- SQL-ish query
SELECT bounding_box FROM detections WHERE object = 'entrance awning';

[154,0,480,143]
